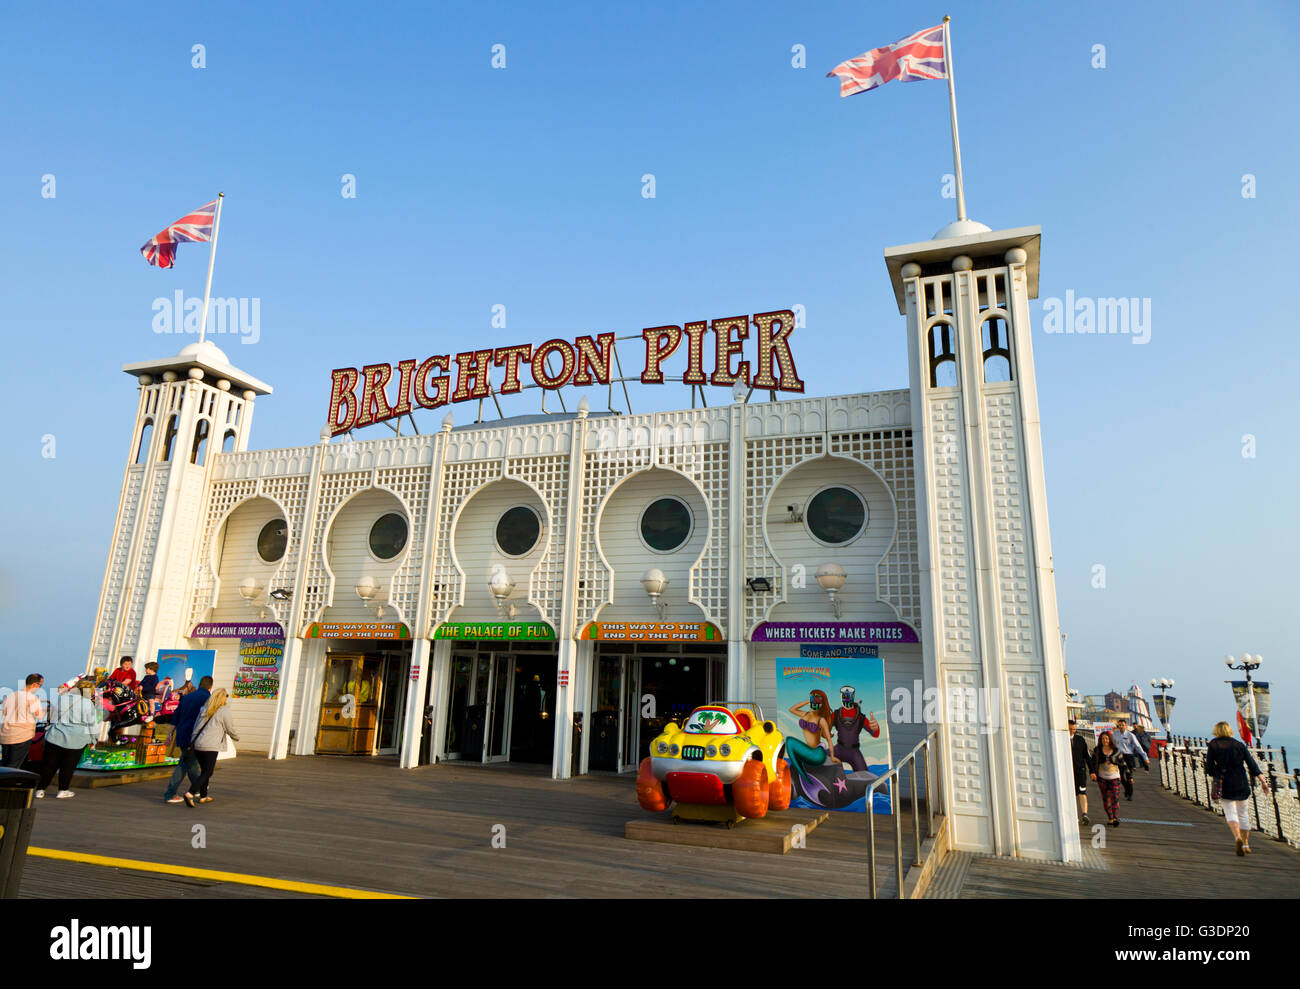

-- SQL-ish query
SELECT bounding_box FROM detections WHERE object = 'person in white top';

[1113,719,1149,800]
[1,674,46,768]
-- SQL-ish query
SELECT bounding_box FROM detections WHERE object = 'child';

[109,656,138,690]
[138,662,161,714]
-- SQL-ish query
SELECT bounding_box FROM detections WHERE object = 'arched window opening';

[161,414,179,462]
[190,418,210,465]
[928,322,958,388]
[135,419,153,464]
[222,429,237,454]
[981,316,1013,383]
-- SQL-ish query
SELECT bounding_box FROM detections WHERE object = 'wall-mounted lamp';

[815,563,847,619]
[641,568,669,619]
[746,576,773,593]
[239,577,267,618]
[269,587,292,602]
[489,569,517,619]
[355,575,387,618]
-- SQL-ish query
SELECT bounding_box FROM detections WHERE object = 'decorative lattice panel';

[301,470,374,622]
[687,441,729,632]
[984,392,1038,665]
[428,459,504,625]
[828,428,921,630]
[505,454,570,628]
[186,478,259,630]
[374,466,433,622]
[258,472,312,604]
[742,434,824,632]
[117,470,170,657]
[927,396,974,661]
[575,441,654,623]
[946,668,988,810]
[91,468,146,664]
[1005,670,1052,819]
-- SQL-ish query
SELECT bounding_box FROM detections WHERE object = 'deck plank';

[926,777,1300,898]
[21,756,918,899]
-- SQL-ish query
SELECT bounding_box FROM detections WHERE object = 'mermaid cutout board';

[777,657,891,813]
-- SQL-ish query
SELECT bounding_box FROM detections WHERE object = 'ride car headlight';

[719,743,731,757]
[706,745,717,757]
[656,741,668,754]
[669,743,679,755]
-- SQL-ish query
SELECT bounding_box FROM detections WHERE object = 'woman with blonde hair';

[184,688,239,807]
[1204,720,1269,855]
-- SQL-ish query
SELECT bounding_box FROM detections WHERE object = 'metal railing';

[866,728,942,899]
[1159,735,1300,850]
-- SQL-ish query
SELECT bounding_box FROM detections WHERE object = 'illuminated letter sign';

[327,310,804,435]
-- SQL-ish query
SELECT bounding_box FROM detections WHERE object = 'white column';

[292,637,327,754]
[269,430,328,759]
[726,390,747,701]
[399,638,432,767]
[551,403,589,779]
[269,636,306,758]
[427,638,453,761]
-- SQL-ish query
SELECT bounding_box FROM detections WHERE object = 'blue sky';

[1,2,1297,740]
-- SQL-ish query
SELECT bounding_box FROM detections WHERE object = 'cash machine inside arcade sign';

[327,310,804,435]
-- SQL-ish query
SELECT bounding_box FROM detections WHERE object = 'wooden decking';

[20,756,917,898]
[925,776,1300,898]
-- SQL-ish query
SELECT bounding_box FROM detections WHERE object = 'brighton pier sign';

[327,309,804,435]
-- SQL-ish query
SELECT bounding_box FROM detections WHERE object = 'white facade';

[87,223,1079,861]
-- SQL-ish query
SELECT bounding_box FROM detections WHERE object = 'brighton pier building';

[87,220,1079,861]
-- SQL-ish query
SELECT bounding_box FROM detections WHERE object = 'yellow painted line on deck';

[27,847,415,899]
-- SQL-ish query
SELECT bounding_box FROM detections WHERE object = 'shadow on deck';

[20,755,919,899]
[926,776,1300,898]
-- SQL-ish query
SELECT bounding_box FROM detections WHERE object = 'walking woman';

[185,688,239,806]
[1204,720,1269,856]
[1090,729,1125,827]
[37,678,102,799]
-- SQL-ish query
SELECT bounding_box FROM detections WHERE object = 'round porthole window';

[805,486,867,546]
[257,519,288,564]
[368,512,409,560]
[640,496,693,553]
[496,505,542,557]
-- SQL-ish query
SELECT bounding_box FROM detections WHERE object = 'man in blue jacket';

[162,676,213,804]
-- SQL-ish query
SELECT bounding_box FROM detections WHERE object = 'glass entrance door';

[620,657,641,772]
[376,652,409,755]
[444,653,474,759]
[443,649,515,763]
[484,653,513,762]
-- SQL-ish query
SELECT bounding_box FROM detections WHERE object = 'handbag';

[1210,777,1222,802]
[184,715,214,760]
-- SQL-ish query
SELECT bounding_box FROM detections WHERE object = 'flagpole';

[197,192,224,345]
[942,16,967,222]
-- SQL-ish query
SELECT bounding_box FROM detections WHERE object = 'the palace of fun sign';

[327,310,804,435]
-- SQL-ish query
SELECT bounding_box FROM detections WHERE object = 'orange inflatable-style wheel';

[768,758,792,811]
[733,758,770,819]
[636,757,669,812]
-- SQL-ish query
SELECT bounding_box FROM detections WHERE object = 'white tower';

[887,221,1079,861]
[87,340,272,677]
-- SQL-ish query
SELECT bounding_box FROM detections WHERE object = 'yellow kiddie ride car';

[636,702,791,824]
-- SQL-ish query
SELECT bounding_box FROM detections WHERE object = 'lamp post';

[1224,654,1263,744]
[1149,677,1175,740]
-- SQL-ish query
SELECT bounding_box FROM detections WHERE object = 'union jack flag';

[140,199,218,268]
[827,24,947,98]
